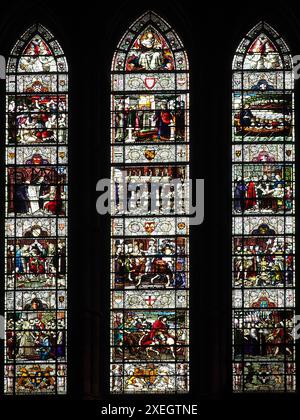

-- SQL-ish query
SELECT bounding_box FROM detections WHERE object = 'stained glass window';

[232,22,295,392]
[110,11,189,393]
[4,24,68,395]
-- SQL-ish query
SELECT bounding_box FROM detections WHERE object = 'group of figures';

[6,311,66,361]
[6,238,66,288]
[234,92,292,138]
[233,235,294,287]
[4,25,68,394]
[234,309,294,359]
[232,22,296,392]
[111,12,189,393]
[7,159,67,216]
[233,169,293,214]
[113,94,186,143]
[7,95,67,145]
[112,310,188,362]
[112,166,187,216]
[113,237,187,289]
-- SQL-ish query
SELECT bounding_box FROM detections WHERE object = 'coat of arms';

[144,149,156,161]
[144,221,156,234]
[144,77,157,90]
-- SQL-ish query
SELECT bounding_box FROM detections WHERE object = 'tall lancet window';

[110,11,189,393]
[5,24,68,395]
[232,22,295,392]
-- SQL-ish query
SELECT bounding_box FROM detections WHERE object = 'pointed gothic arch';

[4,24,68,395]
[232,22,295,392]
[110,11,190,394]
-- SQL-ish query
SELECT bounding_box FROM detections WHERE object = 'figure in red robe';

[154,105,172,139]
[44,189,63,215]
[140,316,168,347]
[149,316,168,340]
[245,180,257,209]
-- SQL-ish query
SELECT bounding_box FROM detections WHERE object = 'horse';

[122,330,145,356]
[128,257,146,284]
[139,332,177,359]
[135,258,173,288]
